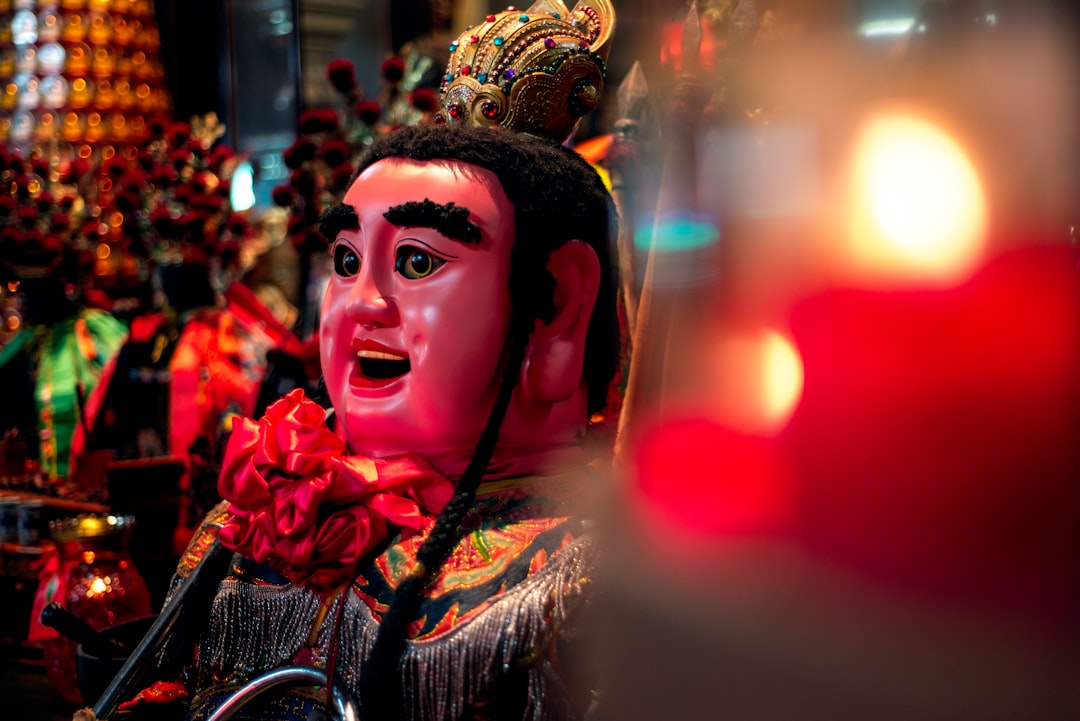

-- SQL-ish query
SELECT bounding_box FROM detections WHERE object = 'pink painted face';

[319,158,515,467]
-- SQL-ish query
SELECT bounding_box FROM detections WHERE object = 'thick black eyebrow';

[383,199,482,244]
[318,203,359,241]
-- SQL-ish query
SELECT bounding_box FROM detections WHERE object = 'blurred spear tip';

[682,1,702,71]
[616,61,651,127]
[728,0,766,53]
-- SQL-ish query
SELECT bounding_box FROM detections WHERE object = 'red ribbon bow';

[217,389,454,596]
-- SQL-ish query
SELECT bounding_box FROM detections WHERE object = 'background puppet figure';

[0,187,127,488]
[80,115,313,577]
[108,2,619,720]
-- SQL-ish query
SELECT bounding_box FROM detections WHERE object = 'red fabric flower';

[356,100,382,126]
[218,389,454,596]
[410,87,438,113]
[271,184,295,208]
[319,138,351,169]
[381,56,405,83]
[327,58,358,94]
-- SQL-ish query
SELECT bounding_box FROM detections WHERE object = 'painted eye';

[333,244,360,277]
[395,246,446,279]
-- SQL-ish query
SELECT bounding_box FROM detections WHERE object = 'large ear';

[522,240,601,404]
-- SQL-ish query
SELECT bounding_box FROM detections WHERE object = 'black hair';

[350,124,619,718]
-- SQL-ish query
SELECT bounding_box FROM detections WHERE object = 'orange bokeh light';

[846,111,987,285]
[693,327,804,436]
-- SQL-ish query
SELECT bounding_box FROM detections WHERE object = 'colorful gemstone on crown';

[438,0,614,143]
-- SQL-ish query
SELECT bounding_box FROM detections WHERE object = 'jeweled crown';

[436,0,615,143]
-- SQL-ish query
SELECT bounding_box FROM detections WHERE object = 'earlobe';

[523,240,601,404]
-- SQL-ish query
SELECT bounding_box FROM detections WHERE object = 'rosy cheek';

[319,285,350,377]
[320,332,337,371]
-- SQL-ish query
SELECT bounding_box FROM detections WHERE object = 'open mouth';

[350,341,411,389]
[358,352,411,379]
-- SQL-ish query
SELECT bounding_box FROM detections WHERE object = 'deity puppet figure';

[156,125,617,721]
[101,2,620,720]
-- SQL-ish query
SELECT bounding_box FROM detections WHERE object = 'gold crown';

[436,0,616,143]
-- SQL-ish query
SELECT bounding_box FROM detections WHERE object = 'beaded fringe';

[158,531,596,720]
[333,534,597,721]
[199,579,323,683]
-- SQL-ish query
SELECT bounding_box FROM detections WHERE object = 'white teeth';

[356,350,407,361]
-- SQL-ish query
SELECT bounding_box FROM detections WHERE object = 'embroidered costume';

[147,390,598,721]
[171,482,596,721]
